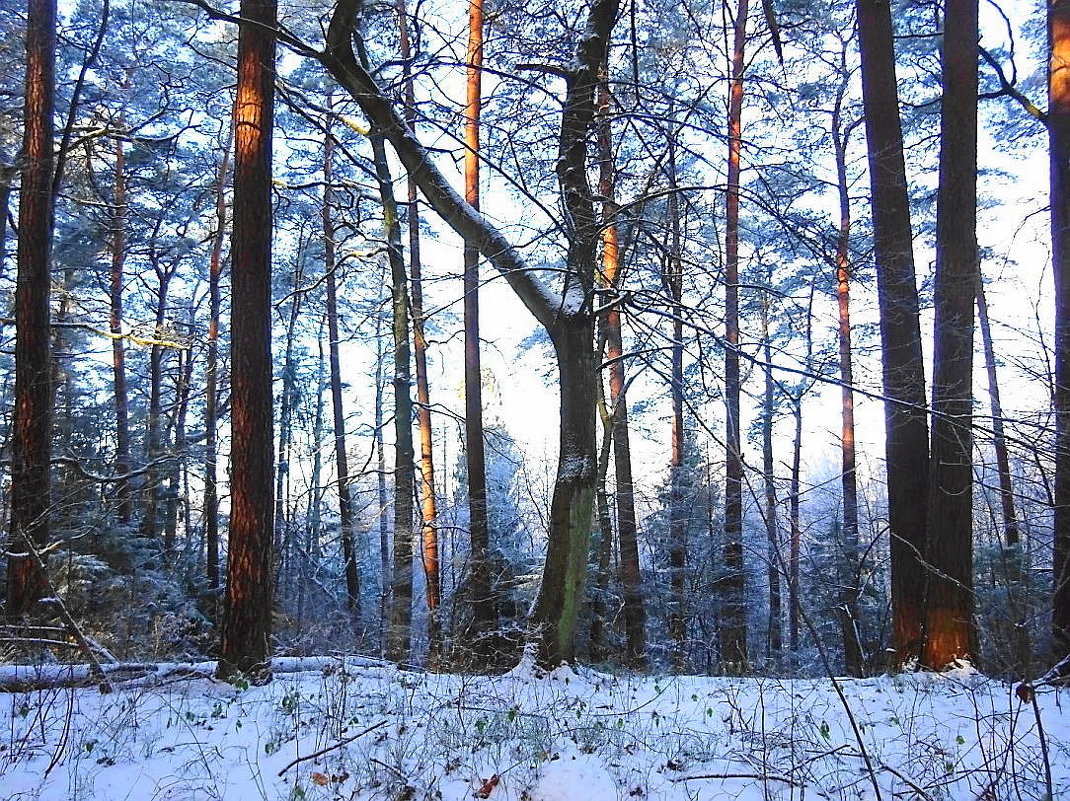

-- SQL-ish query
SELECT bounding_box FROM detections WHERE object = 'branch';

[321,0,561,331]
[277,720,389,776]
[979,46,1047,126]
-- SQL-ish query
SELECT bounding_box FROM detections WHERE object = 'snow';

[1,658,1067,801]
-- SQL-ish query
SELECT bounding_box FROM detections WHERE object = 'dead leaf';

[311,772,329,787]
[476,774,500,798]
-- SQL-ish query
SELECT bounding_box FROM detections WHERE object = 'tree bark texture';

[463,0,495,651]
[597,74,646,669]
[922,0,979,670]
[323,0,618,667]
[323,125,362,626]
[856,0,930,665]
[721,0,750,671]
[6,0,56,619]
[396,0,440,660]
[217,0,276,682]
[1050,0,1070,659]
[109,135,132,525]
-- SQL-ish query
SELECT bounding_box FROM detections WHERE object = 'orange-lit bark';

[832,87,863,676]
[6,0,56,618]
[856,0,929,664]
[721,0,749,670]
[218,0,276,682]
[923,0,978,670]
[1051,0,1070,657]
[597,74,646,668]
[397,0,441,660]
[463,0,494,648]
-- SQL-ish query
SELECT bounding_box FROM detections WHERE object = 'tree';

[6,0,56,619]
[462,0,495,654]
[856,0,930,665]
[322,0,618,667]
[921,0,978,670]
[217,0,276,681]
[323,112,361,627]
[721,0,750,671]
[1051,0,1070,659]
[597,71,646,669]
[396,0,441,660]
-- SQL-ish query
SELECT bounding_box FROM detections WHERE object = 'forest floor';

[0,652,1066,801]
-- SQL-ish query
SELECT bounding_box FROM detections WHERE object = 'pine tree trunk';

[721,0,750,671]
[109,136,132,525]
[6,0,56,619]
[396,0,441,662]
[788,396,803,655]
[856,0,930,665]
[217,0,276,682]
[977,273,1029,673]
[1049,0,1070,660]
[760,298,783,660]
[364,125,416,663]
[833,96,863,677]
[462,0,495,653]
[923,0,978,669]
[597,74,646,669]
[204,126,231,596]
[323,122,362,627]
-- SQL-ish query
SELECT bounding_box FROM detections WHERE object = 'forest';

[0,0,1066,695]
[6,0,1070,797]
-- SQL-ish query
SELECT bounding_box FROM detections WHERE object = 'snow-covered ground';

[1,653,1066,800]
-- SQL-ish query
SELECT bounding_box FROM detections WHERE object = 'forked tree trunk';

[324,0,617,667]
[217,0,276,682]
[856,0,930,665]
[396,0,440,661]
[6,0,56,619]
[721,0,750,671]
[597,73,646,669]
[923,0,978,669]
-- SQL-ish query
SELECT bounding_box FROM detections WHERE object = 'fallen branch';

[277,720,389,777]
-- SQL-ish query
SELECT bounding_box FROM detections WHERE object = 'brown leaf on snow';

[476,774,500,798]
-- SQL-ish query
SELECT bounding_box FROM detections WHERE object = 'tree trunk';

[323,119,362,627]
[788,395,803,655]
[204,125,231,597]
[217,0,276,682]
[977,273,1029,674]
[6,0,56,619]
[922,0,978,669]
[323,0,616,668]
[364,124,416,663]
[856,0,930,665]
[1050,0,1070,659]
[597,73,646,669]
[832,95,864,677]
[721,0,750,671]
[462,0,495,652]
[530,319,598,666]
[759,297,782,660]
[109,135,132,525]
[396,0,440,662]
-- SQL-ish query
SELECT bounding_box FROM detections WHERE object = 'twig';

[276,720,388,776]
